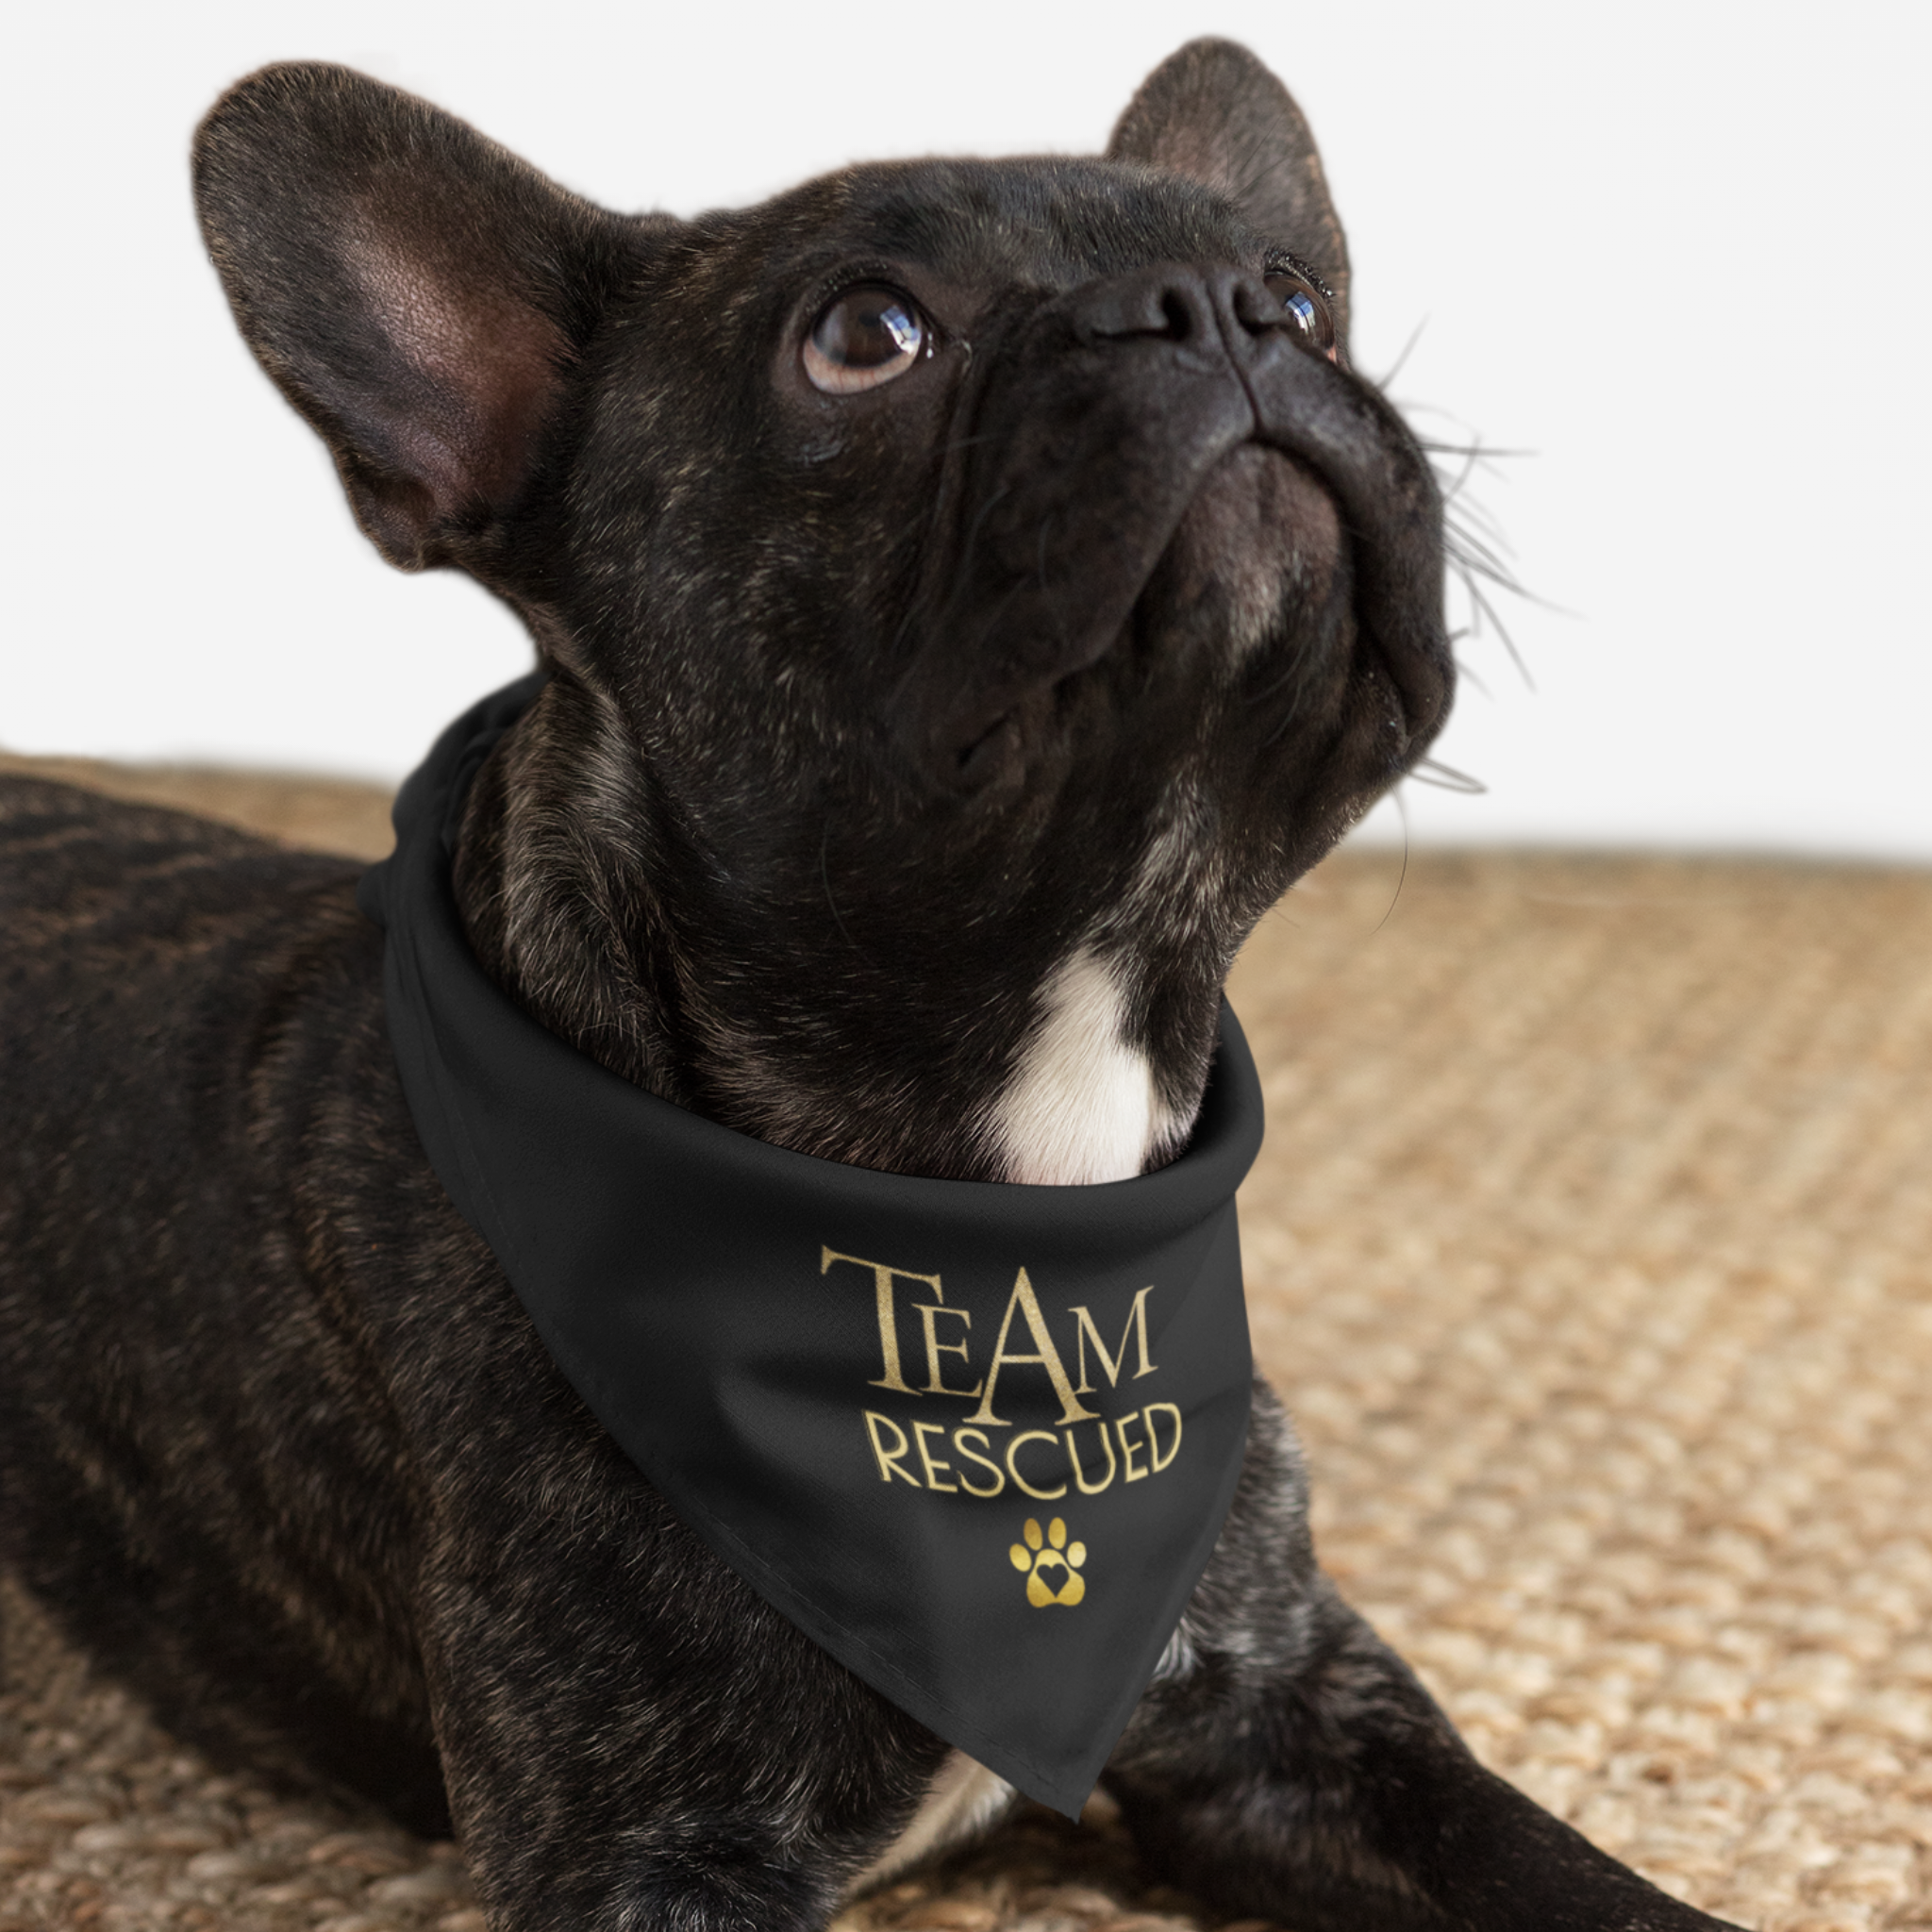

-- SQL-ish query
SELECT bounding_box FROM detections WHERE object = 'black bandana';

[358,676,1264,1817]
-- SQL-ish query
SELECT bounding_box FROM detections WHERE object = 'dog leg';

[1105,1387,1740,1932]
[400,1431,956,1932]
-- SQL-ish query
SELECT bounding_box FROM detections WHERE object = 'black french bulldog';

[0,40,1738,1932]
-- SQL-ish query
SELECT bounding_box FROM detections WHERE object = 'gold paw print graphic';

[1009,1516,1086,1607]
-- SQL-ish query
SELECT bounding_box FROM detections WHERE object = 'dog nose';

[1070,265,1303,358]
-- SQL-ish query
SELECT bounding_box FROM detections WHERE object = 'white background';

[4,1,1926,855]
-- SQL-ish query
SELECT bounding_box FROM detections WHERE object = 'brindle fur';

[0,42,1737,1932]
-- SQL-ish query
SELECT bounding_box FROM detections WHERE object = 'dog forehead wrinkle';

[775,158,1255,292]
[986,946,1184,1186]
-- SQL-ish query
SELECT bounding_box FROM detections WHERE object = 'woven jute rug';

[5,753,1932,1932]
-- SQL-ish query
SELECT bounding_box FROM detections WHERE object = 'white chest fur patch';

[987,947,1179,1186]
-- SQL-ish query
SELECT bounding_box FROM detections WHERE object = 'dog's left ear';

[1108,39,1351,348]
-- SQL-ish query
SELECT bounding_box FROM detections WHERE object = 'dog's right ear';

[193,63,642,571]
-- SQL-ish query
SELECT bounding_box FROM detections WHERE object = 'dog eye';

[1264,269,1337,360]
[804,286,926,394]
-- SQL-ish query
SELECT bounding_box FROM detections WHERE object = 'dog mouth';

[948,441,1330,785]
[934,431,1445,795]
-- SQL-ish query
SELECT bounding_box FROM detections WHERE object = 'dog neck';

[450,675,1216,1186]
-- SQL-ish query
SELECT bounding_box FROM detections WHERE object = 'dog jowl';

[0,39,1740,1932]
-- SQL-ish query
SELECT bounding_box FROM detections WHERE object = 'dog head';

[193,43,1451,1180]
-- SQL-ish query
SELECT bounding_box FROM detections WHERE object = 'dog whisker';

[1410,756,1487,794]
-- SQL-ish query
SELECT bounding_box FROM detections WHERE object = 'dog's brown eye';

[1264,270,1337,360]
[804,287,926,394]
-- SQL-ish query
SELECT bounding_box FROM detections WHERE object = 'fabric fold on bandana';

[358,674,1266,1817]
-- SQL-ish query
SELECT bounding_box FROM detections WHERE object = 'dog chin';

[950,446,1354,801]
[1150,441,1348,675]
